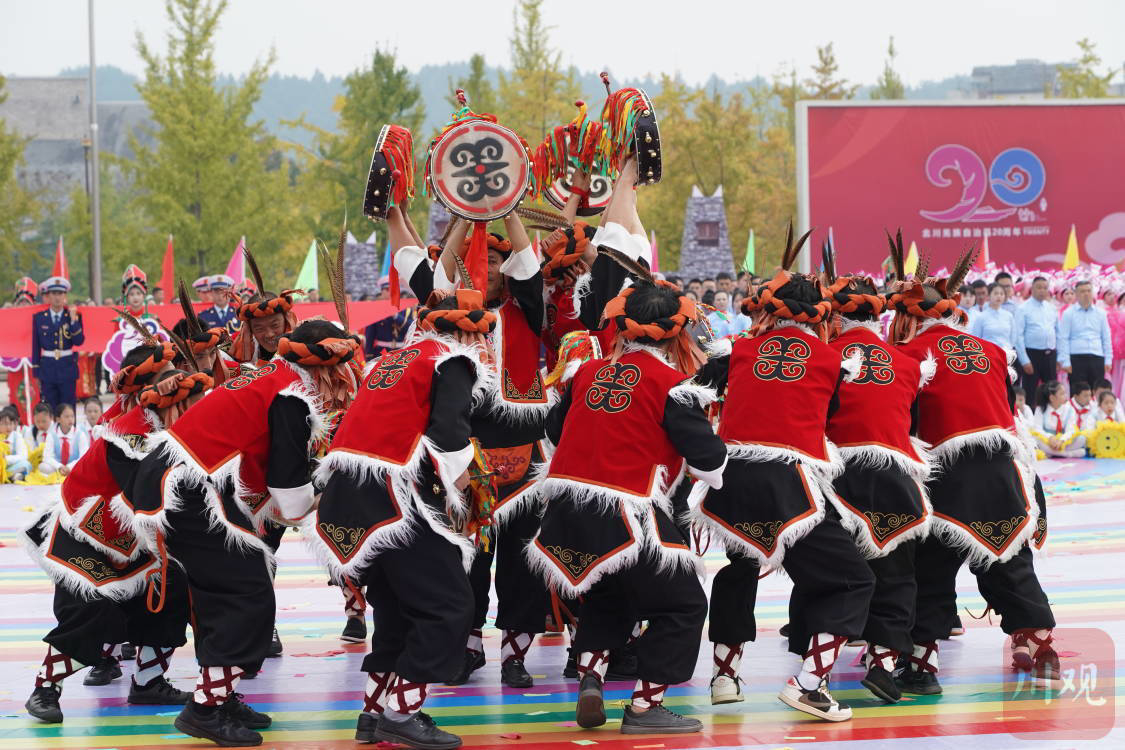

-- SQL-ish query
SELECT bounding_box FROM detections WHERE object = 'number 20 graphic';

[920,144,1046,223]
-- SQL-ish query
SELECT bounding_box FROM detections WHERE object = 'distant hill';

[57,63,973,148]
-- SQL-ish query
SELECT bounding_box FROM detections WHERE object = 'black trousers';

[468,499,549,634]
[1022,348,1057,409]
[911,538,1055,643]
[1069,353,1105,391]
[45,569,191,667]
[360,520,473,683]
[39,378,77,410]
[862,541,917,655]
[263,522,287,553]
[708,516,875,656]
[572,549,707,685]
[164,488,276,668]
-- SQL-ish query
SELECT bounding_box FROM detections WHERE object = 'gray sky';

[2,0,1123,86]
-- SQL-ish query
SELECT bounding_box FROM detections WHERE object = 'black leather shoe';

[266,628,283,658]
[25,685,63,723]
[861,665,901,703]
[83,656,122,686]
[500,658,533,688]
[575,673,605,728]
[128,676,191,705]
[374,711,462,749]
[120,643,137,660]
[895,668,942,695]
[355,711,378,742]
[174,701,262,747]
[341,616,367,643]
[620,704,703,734]
[222,693,272,729]
[779,623,791,637]
[445,649,485,686]
[563,649,578,679]
[605,644,638,681]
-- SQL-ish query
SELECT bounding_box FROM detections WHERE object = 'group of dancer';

[21,142,1057,748]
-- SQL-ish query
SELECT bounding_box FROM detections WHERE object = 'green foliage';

[496,0,583,143]
[870,37,905,100]
[1056,38,1118,98]
[122,0,300,290]
[0,74,42,296]
[805,43,859,100]
[447,53,497,115]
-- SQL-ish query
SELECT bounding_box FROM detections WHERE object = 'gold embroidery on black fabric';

[122,434,148,452]
[864,511,917,542]
[734,520,784,551]
[545,545,598,577]
[79,500,136,554]
[242,493,269,514]
[319,523,363,559]
[503,368,544,402]
[971,516,1025,551]
[68,556,117,582]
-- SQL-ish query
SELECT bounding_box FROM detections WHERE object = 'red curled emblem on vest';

[937,335,990,375]
[224,362,277,390]
[754,337,811,382]
[367,348,420,390]
[585,363,641,413]
[842,342,895,385]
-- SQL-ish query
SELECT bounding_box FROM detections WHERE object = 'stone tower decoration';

[427,201,453,246]
[678,185,733,280]
[342,231,379,299]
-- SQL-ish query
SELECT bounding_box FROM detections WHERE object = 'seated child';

[0,406,31,482]
[35,403,89,480]
[1095,390,1119,424]
[1032,381,1086,458]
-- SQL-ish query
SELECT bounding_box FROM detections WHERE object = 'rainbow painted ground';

[2,459,1123,749]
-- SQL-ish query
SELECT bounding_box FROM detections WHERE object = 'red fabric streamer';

[467,222,489,292]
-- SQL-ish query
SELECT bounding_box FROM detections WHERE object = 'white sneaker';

[710,674,745,705]
[778,676,852,722]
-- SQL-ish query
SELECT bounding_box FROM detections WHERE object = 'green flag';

[741,229,755,274]
[295,239,318,291]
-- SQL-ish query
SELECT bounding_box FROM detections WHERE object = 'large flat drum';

[428,120,530,221]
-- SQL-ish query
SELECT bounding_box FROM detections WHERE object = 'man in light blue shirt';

[1015,276,1058,408]
[969,283,1017,352]
[1059,280,1113,390]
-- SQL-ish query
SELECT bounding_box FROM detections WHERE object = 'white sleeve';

[498,244,539,281]
[40,437,59,473]
[269,483,317,521]
[688,454,727,490]
[393,246,432,284]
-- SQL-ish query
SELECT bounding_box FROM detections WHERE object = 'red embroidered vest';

[719,327,840,461]
[827,326,922,461]
[896,324,1014,448]
[548,350,686,497]
[543,285,587,371]
[492,298,547,411]
[165,361,303,495]
[329,338,444,465]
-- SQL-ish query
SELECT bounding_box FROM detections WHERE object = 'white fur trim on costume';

[918,352,937,389]
[499,244,539,281]
[478,310,556,425]
[688,461,828,571]
[277,359,331,449]
[569,271,592,320]
[837,442,932,483]
[23,505,157,601]
[490,456,548,529]
[426,442,474,520]
[706,337,732,358]
[393,246,432,286]
[928,427,1023,469]
[723,440,845,483]
[427,334,497,406]
[269,483,316,522]
[838,318,883,335]
[841,348,864,382]
[668,381,718,408]
[638,507,705,579]
[523,504,645,597]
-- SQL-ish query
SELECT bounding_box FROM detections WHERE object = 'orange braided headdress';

[461,232,512,256]
[542,222,595,284]
[112,342,177,395]
[231,292,298,363]
[417,289,498,335]
[828,276,886,316]
[188,327,228,355]
[603,280,706,375]
[139,372,213,410]
[277,336,361,367]
[887,279,968,344]
[741,270,833,340]
[277,333,363,411]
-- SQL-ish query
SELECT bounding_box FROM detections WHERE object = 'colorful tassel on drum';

[381,126,416,208]
[599,88,648,172]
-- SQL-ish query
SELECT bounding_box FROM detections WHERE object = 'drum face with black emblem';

[428,120,531,221]
[543,164,611,216]
[363,125,394,221]
[633,91,662,185]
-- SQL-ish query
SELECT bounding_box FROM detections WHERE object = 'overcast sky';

[2,0,1123,86]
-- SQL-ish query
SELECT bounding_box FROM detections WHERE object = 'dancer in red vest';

[428,213,555,688]
[528,252,726,734]
[23,333,208,723]
[309,287,496,750]
[822,255,934,704]
[888,243,1056,695]
[691,226,875,722]
[127,319,361,747]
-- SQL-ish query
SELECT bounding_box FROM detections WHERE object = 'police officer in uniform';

[32,277,85,410]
